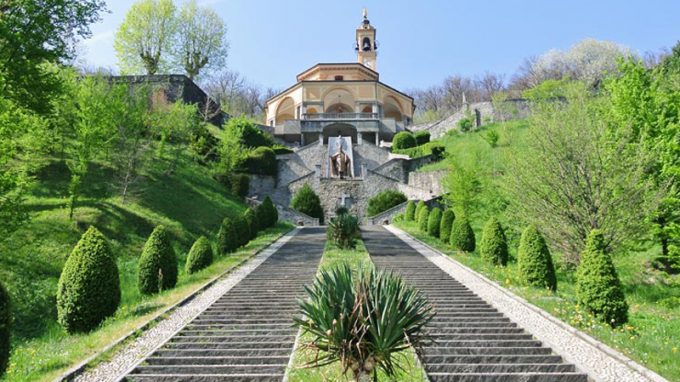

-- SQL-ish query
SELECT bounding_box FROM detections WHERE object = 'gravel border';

[386,225,668,382]
[65,228,299,382]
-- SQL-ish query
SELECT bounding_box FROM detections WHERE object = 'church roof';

[296,63,379,82]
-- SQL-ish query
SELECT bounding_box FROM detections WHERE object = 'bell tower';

[355,8,377,71]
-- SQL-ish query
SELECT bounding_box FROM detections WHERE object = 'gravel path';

[386,225,668,382]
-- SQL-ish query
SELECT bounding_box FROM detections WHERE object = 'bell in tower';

[362,37,371,52]
[355,8,377,70]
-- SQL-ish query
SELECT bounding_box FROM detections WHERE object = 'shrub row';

[219,196,278,255]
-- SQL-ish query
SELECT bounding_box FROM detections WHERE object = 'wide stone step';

[155,348,292,357]
[124,375,283,382]
[145,356,290,365]
[423,355,563,364]
[169,335,295,344]
[178,328,297,336]
[165,341,293,350]
[423,340,543,348]
[131,364,286,375]
[428,321,517,328]
[426,363,577,373]
[427,372,588,382]
[423,347,553,356]
[427,327,525,334]
[429,333,534,341]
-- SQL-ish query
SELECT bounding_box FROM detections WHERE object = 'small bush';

[576,230,628,326]
[417,205,430,232]
[517,225,557,291]
[439,209,455,241]
[235,215,251,247]
[230,173,250,198]
[414,130,431,145]
[482,129,500,148]
[427,207,442,238]
[241,146,277,176]
[404,201,416,221]
[335,206,349,216]
[138,225,178,295]
[327,213,360,249]
[392,131,416,150]
[291,184,324,224]
[259,196,278,228]
[367,190,407,216]
[415,200,426,219]
[479,217,508,266]
[458,117,473,132]
[189,123,219,163]
[450,215,475,252]
[0,282,11,376]
[243,207,259,239]
[57,227,121,333]
[217,217,240,255]
[185,236,213,274]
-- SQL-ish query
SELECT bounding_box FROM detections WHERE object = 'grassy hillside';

[0,151,292,381]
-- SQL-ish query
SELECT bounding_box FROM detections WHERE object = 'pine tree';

[427,207,442,238]
[439,209,455,242]
[138,225,178,295]
[480,217,509,266]
[517,225,557,291]
[450,215,476,252]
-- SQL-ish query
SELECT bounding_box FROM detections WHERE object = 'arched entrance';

[322,123,357,144]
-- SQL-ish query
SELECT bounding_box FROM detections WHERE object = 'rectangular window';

[334,75,344,81]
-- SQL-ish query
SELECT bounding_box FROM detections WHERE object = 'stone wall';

[245,197,319,226]
[408,170,447,195]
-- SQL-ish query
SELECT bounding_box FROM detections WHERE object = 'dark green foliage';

[327,213,360,249]
[517,225,557,291]
[427,207,442,238]
[576,230,628,326]
[234,215,251,247]
[225,117,275,148]
[417,205,430,232]
[258,196,278,228]
[439,209,455,241]
[367,190,407,216]
[185,236,213,274]
[458,117,473,132]
[217,217,239,255]
[137,225,178,295]
[449,215,476,252]
[392,131,416,150]
[335,206,349,216]
[0,282,10,376]
[480,217,509,266]
[230,173,250,198]
[430,143,445,161]
[272,145,294,154]
[404,201,416,221]
[57,227,120,333]
[243,207,259,239]
[189,123,219,163]
[414,130,430,146]
[291,184,324,224]
[393,141,445,160]
[240,146,277,176]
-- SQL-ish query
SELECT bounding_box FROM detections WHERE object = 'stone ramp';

[361,226,588,382]
[123,227,326,382]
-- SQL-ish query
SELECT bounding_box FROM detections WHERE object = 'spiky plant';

[294,265,434,382]
[327,213,360,249]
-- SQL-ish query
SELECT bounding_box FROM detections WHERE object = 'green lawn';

[395,220,680,381]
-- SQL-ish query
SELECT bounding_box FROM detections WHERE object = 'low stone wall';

[408,170,447,195]
[245,197,319,226]
[365,200,409,225]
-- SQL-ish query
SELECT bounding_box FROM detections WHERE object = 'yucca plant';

[327,212,360,249]
[294,265,434,382]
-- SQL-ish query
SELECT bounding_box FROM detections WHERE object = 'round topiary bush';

[57,227,121,333]
[450,215,475,252]
[414,131,430,146]
[576,230,628,327]
[0,281,11,376]
[392,131,416,150]
[138,225,178,295]
[291,184,324,223]
[517,225,557,291]
[415,200,426,220]
[217,217,239,254]
[367,190,407,216]
[243,207,259,240]
[417,205,429,232]
[185,236,213,274]
[427,207,442,238]
[439,209,455,242]
[230,173,250,199]
[235,215,251,247]
[404,201,416,221]
[480,217,509,266]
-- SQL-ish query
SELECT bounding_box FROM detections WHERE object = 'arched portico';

[322,123,357,144]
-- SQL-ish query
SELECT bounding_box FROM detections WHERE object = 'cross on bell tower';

[355,8,377,71]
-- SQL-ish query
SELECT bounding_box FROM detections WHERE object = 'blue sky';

[81,0,680,90]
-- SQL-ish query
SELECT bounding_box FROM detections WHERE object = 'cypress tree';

[260,196,279,228]
[235,215,251,247]
[417,205,430,232]
[243,207,258,239]
[576,230,628,326]
[404,200,416,221]
[427,207,442,238]
[480,217,509,266]
[138,225,178,295]
[0,282,11,376]
[450,215,476,252]
[415,200,426,219]
[57,227,121,333]
[439,209,455,242]
[217,217,240,254]
[517,225,557,291]
[185,236,213,274]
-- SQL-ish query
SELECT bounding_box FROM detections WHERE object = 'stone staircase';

[123,228,326,382]
[361,226,589,382]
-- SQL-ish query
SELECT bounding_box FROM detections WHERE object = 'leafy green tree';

[291,184,324,224]
[439,209,455,242]
[367,190,407,216]
[392,132,416,150]
[149,99,199,172]
[185,236,213,274]
[417,205,429,232]
[480,217,509,266]
[404,200,416,221]
[0,281,10,376]
[576,230,628,326]
[449,215,475,252]
[444,161,482,219]
[138,225,178,294]
[115,0,177,74]
[517,225,557,291]
[427,207,442,238]
[57,227,120,333]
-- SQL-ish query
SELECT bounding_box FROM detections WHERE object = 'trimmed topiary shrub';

[185,236,213,274]
[450,215,475,252]
[217,217,239,254]
[243,207,259,240]
[230,173,250,199]
[57,227,121,333]
[235,215,251,247]
[414,130,430,146]
[404,201,416,221]
[517,225,557,291]
[0,282,10,376]
[392,131,416,150]
[576,230,628,327]
[427,207,442,238]
[417,205,430,232]
[291,183,324,224]
[138,225,178,295]
[480,217,509,266]
[260,196,278,228]
[439,209,455,242]
[367,190,407,216]
[415,200,426,220]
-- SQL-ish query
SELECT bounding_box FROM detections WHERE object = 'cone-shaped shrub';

[185,236,213,274]
[291,184,323,224]
[217,217,239,255]
[243,207,258,240]
[480,217,509,266]
[576,230,628,326]
[517,225,557,291]
[415,200,426,219]
[427,207,442,238]
[258,196,278,228]
[417,205,429,232]
[0,282,11,376]
[138,225,178,295]
[57,227,120,333]
[439,209,455,242]
[404,201,416,221]
[450,215,475,252]
[235,215,251,247]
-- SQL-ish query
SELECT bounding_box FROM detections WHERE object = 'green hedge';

[57,227,121,333]
[439,209,455,242]
[480,217,509,266]
[240,146,277,176]
[392,131,416,150]
[450,215,475,252]
[291,184,324,224]
[185,236,213,274]
[393,141,445,160]
[417,205,430,232]
[0,281,10,377]
[404,200,416,221]
[138,225,178,295]
[517,225,557,291]
[427,207,442,238]
[367,190,407,216]
[225,116,275,148]
[414,130,430,145]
